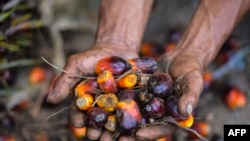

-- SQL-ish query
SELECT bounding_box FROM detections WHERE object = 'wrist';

[95,34,140,53]
[95,0,153,53]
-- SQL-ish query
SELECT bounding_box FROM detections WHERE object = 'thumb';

[175,70,203,116]
[47,57,83,104]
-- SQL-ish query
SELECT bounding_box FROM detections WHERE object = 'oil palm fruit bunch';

[73,56,193,137]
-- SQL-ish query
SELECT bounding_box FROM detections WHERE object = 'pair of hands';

[47,42,204,141]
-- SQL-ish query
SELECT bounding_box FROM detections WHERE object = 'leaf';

[0,41,20,52]
[11,13,33,26]
[14,39,32,46]
[0,58,41,71]
[0,9,14,23]
[5,20,44,36]
[0,34,6,41]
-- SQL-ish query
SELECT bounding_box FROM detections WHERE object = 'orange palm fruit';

[95,56,131,75]
[74,79,98,97]
[96,93,118,112]
[35,134,49,141]
[28,66,47,85]
[0,135,16,141]
[118,73,137,89]
[156,135,173,141]
[203,71,213,89]
[116,99,142,132]
[70,126,87,139]
[97,70,117,93]
[139,42,163,59]
[75,94,94,111]
[188,121,211,139]
[224,87,247,110]
[128,57,158,74]
[164,42,176,52]
[104,115,117,132]
[177,114,194,128]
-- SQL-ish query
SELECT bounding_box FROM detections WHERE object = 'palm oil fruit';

[74,79,98,97]
[97,70,117,93]
[28,66,47,85]
[75,94,94,111]
[177,114,194,128]
[188,121,211,139]
[148,73,173,98]
[144,97,165,118]
[128,57,158,74]
[224,87,247,110]
[86,107,108,128]
[70,125,87,139]
[119,89,138,102]
[95,56,131,75]
[116,99,142,132]
[164,96,186,120]
[96,93,118,112]
[104,115,117,132]
[118,73,137,89]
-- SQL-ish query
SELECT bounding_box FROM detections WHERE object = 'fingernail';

[186,103,193,116]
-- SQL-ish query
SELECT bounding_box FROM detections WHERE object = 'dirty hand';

[134,50,204,140]
[47,43,138,140]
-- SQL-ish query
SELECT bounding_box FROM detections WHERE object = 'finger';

[99,130,113,141]
[47,56,82,104]
[177,70,203,116]
[135,125,175,140]
[86,127,102,140]
[118,135,136,141]
[69,107,85,127]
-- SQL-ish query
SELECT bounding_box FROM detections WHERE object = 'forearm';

[96,0,153,52]
[175,0,250,69]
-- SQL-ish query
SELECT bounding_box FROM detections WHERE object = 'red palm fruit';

[148,73,173,98]
[128,57,158,74]
[224,87,247,110]
[96,93,118,112]
[95,56,131,75]
[75,94,94,111]
[86,107,108,128]
[70,126,87,139]
[97,70,117,93]
[28,66,47,85]
[118,73,137,89]
[104,115,117,132]
[188,121,211,139]
[144,97,165,118]
[165,96,186,120]
[74,79,98,97]
[177,114,194,128]
[164,42,176,52]
[116,99,142,132]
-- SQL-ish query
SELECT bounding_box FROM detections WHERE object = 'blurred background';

[0,0,250,141]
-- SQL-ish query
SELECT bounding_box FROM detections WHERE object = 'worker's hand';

[134,50,204,140]
[47,42,139,140]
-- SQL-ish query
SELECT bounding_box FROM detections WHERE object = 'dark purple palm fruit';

[164,96,186,120]
[86,107,108,128]
[147,73,173,98]
[144,97,165,118]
